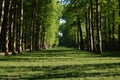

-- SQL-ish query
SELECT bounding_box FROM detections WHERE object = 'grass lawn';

[0,47,120,80]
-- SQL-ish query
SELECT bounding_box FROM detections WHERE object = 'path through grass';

[0,47,120,80]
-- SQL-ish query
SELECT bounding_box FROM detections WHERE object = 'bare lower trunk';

[112,12,115,50]
[85,11,89,50]
[5,0,12,56]
[77,24,80,49]
[41,26,45,49]
[104,14,107,50]
[77,15,84,50]
[108,16,111,50]
[18,0,23,54]
[89,7,93,51]
[0,0,5,34]
[96,0,102,54]
[90,0,96,52]
[35,20,40,51]
[12,0,17,55]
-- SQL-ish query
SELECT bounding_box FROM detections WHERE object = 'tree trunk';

[89,7,93,52]
[0,0,5,50]
[41,26,45,49]
[12,0,17,55]
[9,1,13,51]
[32,20,36,51]
[112,11,115,50]
[85,11,89,50]
[90,0,96,52]
[96,0,102,54]
[35,20,40,51]
[106,0,112,50]
[77,21,80,49]
[77,15,84,50]
[30,0,36,51]
[108,15,111,50]
[104,13,107,50]
[30,0,35,51]
[0,0,5,34]
[5,0,12,56]
[74,26,77,48]
[18,0,23,54]
[23,20,27,49]
[30,19,33,51]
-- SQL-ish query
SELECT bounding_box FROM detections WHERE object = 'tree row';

[60,0,120,54]
[0,0,62,55]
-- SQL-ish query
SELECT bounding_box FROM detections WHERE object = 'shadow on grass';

[0,49,80,61]
[0,49,120,62]
[0,63,120,79]
[42,49,76,53]
[28,63,120,79]
[103,51,120,57]
[25,63,120,79]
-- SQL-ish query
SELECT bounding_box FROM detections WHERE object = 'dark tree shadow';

[25,63,120,79]
[102,51,120,57]
[0,48,120,79]
[1,63,120,79]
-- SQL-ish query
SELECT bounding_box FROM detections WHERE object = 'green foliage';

[23,0,63,48]
[59,0,120,50]
[44,0,63,46]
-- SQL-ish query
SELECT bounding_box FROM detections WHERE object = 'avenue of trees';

[0,0,120,56]
[0,0,62,55]
[60,0,120,54]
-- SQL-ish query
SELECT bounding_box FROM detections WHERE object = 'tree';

[0,0,5,50]
[18,0,23,54]
[12,0,17,55]
[5,0,12,55]
[0,0,5,35]
[77,15,84,50]
[96,0,102,54]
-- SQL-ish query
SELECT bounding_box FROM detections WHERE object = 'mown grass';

[0,47,120,80]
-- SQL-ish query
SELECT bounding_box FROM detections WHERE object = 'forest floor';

[0,47,120,80]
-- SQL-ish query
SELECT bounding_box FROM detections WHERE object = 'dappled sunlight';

[0,48,120,79]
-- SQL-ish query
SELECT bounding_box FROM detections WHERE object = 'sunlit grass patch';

[0,47,120,79]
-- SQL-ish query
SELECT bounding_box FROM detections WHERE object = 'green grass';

[0,47,120,80]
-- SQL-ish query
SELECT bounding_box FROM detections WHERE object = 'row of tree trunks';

[0,0,23,55]
[85,0,102,54]
[102,0,116,51]
[86,1,94,52]
[0,0,60,55]
[29,0,46,51]
[74,0,84,50]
